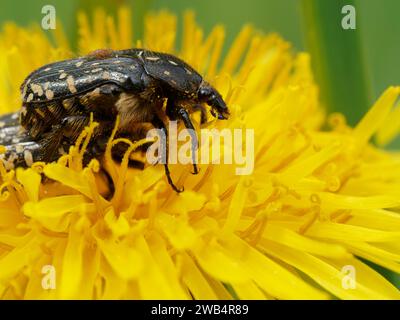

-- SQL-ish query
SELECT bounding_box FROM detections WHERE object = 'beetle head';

[197,81,229,120]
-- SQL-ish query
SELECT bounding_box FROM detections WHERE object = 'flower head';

[0,7,399,299]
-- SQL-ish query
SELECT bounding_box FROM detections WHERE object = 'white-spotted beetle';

[0,48,229,192]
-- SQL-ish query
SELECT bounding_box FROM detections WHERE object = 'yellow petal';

[58,225,85,299]
[264,240,400,299]
[135,236,179,299]
[307,222,400,243]
[156,212,197,250]
[263,225,350,259]
[43,164,91,198]
[179,252,219,299]
[16,168,41,202]
[148,234,189,299]
[354,86,400,143]
[96,237,143,281]
[220,235,328,299]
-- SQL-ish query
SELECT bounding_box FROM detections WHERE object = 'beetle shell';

[21,56,143,104]
[0,112,44,169]
[137,50,203,94]
[7,48,229,192]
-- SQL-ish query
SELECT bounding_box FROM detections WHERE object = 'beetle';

[2,48,229,192]
[0,112,42,170]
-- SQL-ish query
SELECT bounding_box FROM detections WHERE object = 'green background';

[0,0,399,288]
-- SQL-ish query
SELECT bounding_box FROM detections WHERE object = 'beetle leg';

[39,115,92,162]
[166,100,199,175]
[39,124,65,162]
[61,115,90,141]
[152,116,184,193]
[176,107,199,175]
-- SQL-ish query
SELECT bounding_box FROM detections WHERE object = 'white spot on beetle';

[0,121,5,128]
[11,113,19,120]
[113,60,122,64]
[102,71,111,80]
[44,67,51,71]
[91,62,100,66]
[163,70,171,76]
[75,61,84,67]
[24,150,33,167]
[26,93,34,102]
[30,83,43,96]
[58,69,65,73]
[59,72,67,79]
[91,68,103,73]
[66,76,77,93]
[168,60,178,66]
[146,56,160,61]
[44,82,50,90]
[185,68,192,75]
[45,90,54,99]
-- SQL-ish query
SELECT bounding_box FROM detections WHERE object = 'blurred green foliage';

[302,0,372,126]
[1,0,400,113]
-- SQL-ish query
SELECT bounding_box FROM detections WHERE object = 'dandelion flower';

[0,8,400,300]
